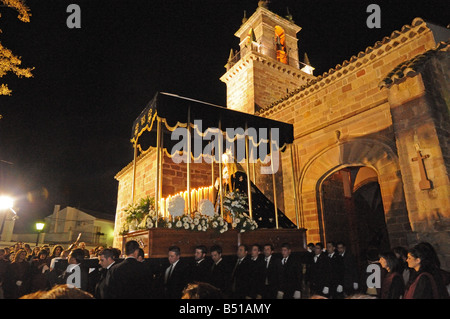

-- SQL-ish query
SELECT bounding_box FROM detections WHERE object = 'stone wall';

[258,18,441,252]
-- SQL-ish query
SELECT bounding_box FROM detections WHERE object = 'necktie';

[165,264,173,283]
[231,259,240,279]
[282,258,286,265]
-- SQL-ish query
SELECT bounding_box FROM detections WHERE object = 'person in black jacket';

[308,242,331,297]
[404,243,449,299]
[105,240,152,299]
[249,244,265,299]
[58,248,89,293]
[326,241,344,299]
[190,245,213,283]
[209,245,231,296]
[162,245,190,299]
[94,248,116,299]
[230,244,252,299]
[379,251,404,299]
[277,242,302,299]
[337,241,359,296]
[261,243,281,299]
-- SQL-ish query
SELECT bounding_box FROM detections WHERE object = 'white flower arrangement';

[120,194,258,235]
[223,191,248,215]
[198,199,215,217]
[208,214,229,233]
[223,191,258,233]
[232,212,258,233]
[167,195,185,217]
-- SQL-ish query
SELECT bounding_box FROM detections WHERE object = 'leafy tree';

[0,0,34,97]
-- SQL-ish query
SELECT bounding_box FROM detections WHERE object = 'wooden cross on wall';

[411,144,432,190]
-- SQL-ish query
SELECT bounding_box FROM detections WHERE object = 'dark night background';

[0,0,448,232]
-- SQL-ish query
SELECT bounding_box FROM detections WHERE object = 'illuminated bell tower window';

[274,25,288,64]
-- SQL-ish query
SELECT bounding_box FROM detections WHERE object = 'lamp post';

[0,195,14,211]
[35,222,45,246]
[0,195,17,241]
[0,195,18,217]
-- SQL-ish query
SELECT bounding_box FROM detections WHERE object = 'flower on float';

[198,199,215,217]
[168,195,185,217]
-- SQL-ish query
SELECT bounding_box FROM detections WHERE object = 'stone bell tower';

[220,3,315,114]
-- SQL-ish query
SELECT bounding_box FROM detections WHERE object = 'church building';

[114,3,450,269]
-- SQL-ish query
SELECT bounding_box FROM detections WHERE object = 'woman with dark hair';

[379,251,404,299]
[404,243,447,299]
[30,249,50,292]
[392,246,410,285]
[50,245,64,259]
[4,249,31,298]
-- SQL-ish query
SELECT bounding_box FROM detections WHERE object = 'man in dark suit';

[249,244,265,299]
[261,243,281,299]
[105,240,152,299]
[208,245,231,295]
[190,245,213,283]
[326,241,344,298]
[94,248,116,299]
[163,245,190,299]
[337,241,359,296]
[59,248,89,292]
[278,242,302,299]
[230,244,252,299]
[308,242,332,297]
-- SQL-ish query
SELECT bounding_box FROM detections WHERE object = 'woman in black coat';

[404,243,448,299]
[4,249,31,299]
[378,251,404,299]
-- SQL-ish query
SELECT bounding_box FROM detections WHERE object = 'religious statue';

[214,150,249,220]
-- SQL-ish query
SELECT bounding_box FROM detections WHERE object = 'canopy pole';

[211,147,215,187]
[290,143,300,229]
[245,123,253,219]
[270,130,279,229]
[131,141,138,204]
[187,106,192,214]
[252,162,256,184]
[159,127,163,217]
[218,120,224,219]
[155,117,161,227]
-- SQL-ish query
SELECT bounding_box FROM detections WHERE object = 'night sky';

[0,0,448,232]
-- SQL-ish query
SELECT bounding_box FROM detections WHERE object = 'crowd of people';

[0,239,448,299]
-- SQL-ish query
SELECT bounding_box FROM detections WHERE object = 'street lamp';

[0,195,18,218]
[0,195,14,210]
[35,221,45,246]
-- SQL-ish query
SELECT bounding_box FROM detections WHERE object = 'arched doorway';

[319,166,390,266]
[298,138,413,257]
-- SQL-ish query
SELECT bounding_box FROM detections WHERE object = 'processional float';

[123,92,305,256]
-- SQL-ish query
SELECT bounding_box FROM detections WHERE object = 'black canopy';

[131,92,294,161]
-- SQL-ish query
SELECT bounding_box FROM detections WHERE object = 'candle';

[159,198,163,217]
[209,186,214,203]
[166,197,170,218]
[183,191,188,213]
[191,189,196,212]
